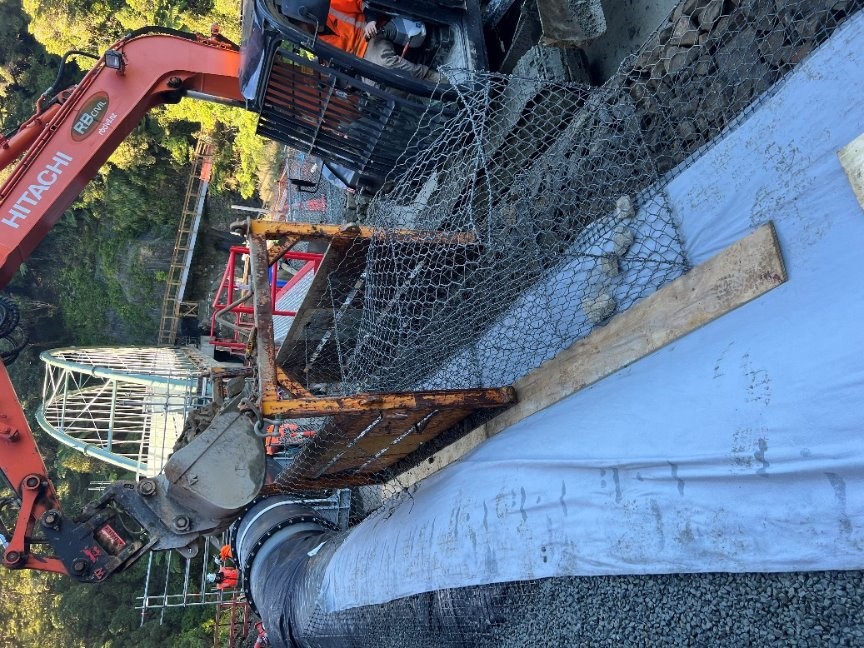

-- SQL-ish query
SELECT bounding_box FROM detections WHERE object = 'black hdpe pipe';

[234,496,508,647]
[232,496,341,648]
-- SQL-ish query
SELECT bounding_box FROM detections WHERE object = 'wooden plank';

[387,222,787,490]
[839,132,864,212]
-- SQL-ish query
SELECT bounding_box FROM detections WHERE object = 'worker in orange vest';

[324,0,372,58]
[264,421,317,456]
[253,621,271,648]
[278,0,440,81]
[264,421,298,456]
[207,566,240,590]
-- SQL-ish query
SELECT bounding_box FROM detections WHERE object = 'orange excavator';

[0,27,270,584]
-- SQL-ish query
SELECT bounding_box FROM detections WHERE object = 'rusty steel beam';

[276,368,312,398]
[247,232,280,409]
[247,220,478,245]
[260,386,516,417]
[267,236,299,266]
[209,366,254,379]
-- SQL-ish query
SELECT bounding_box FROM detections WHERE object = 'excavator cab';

[239,0,486,191]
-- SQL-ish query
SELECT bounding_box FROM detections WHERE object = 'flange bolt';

[137,479,157,497]
[4,550,22,567]
[42,510,61,529]
[173,515,191,532]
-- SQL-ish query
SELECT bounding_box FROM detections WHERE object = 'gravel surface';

[475,571,864,647]
[295,571,864,647]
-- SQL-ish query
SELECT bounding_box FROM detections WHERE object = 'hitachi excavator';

[0,0,552,584]
[0,26,259,584]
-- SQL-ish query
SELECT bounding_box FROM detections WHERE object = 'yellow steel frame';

[241,220,515,420]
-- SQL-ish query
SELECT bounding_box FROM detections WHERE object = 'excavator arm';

[0,365,67,576]
[0,28,266,583]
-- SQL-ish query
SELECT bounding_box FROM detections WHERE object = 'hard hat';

[206,573,217,583]
[279,0,331,30]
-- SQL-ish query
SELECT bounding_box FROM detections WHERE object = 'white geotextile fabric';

[319,14,864,611]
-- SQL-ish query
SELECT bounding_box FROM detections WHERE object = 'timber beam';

[260,387,516,417]
[245,219,478,245]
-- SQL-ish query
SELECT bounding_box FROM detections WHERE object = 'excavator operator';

[278,0,442,82]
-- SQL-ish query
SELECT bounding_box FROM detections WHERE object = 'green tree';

[0,0,61,129]
[21,0,125,56]
[0,0,269,639]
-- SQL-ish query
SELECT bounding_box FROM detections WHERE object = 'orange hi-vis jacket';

[216,566,239,590]
[321,0,369,58]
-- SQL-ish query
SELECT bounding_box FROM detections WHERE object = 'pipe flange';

[239,512,337,615]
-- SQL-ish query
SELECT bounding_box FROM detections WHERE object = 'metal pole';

[230,205,269,214]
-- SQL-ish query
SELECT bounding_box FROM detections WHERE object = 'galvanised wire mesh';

[278,58,686,403]
[346,78,682,395]
[238,3,864,645]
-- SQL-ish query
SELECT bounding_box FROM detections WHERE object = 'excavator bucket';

[105,407,266,559]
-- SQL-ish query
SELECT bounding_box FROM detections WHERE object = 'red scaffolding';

[210,244,322,357]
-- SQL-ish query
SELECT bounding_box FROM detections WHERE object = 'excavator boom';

[0,29,242,286]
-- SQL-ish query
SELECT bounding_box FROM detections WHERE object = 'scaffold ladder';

[157,138,214,345]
